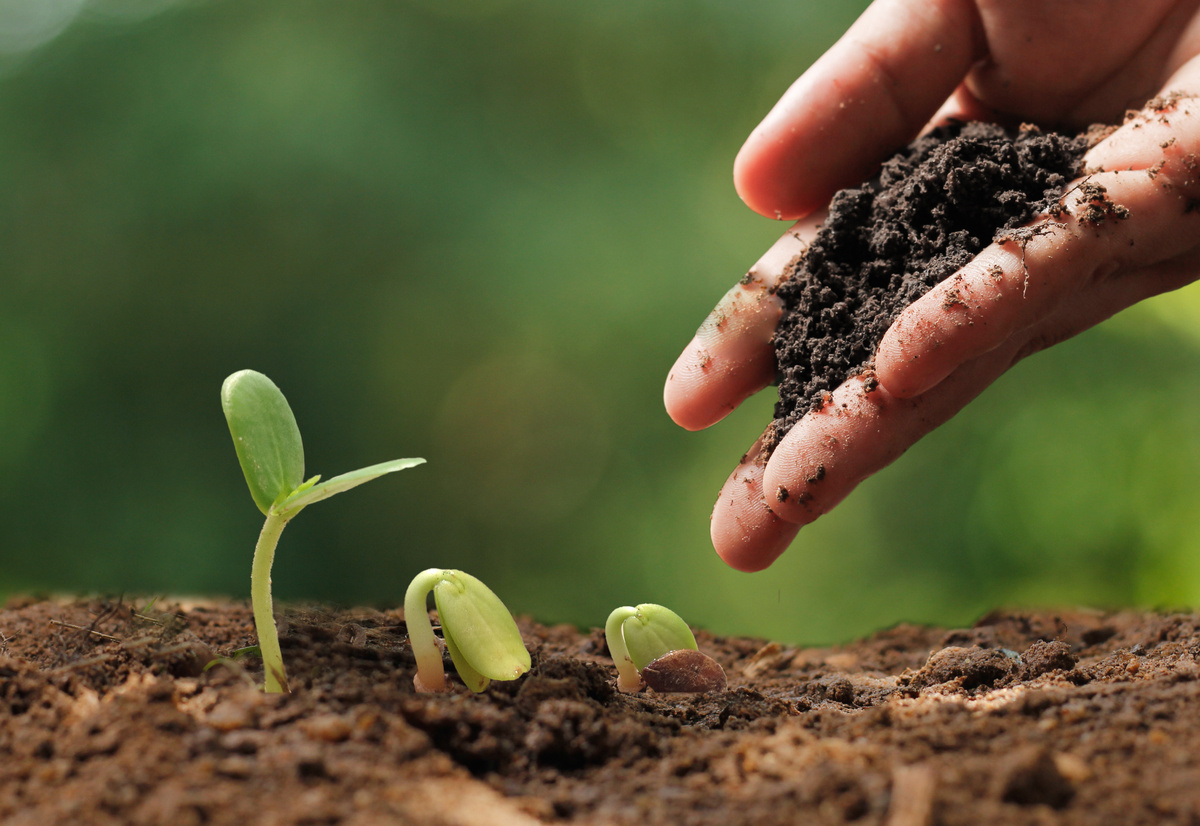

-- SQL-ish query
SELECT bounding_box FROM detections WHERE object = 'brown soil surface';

[3,597,1200,824]
[766,121,1092,454]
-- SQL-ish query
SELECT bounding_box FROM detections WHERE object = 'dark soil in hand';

[4,597,1200,824]
[766,121,1092,453]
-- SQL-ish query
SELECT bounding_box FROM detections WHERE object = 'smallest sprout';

[405,569,531,693]
[604,603,699,693]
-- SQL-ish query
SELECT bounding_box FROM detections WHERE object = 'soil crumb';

[4,598,1200,825]
[766,121,1089,454]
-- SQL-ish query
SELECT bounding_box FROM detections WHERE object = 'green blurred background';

[3,0,1200,645]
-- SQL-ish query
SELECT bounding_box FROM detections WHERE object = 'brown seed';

[641,649,727,693]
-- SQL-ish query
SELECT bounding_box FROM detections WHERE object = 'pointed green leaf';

[621,604,698,671]
[432,570,530,682]
[222,370,305,515]
[274,458,425,516]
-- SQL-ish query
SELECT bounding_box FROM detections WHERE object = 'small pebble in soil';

[1021,639,1077,678]
[905,645,1019,692]
[640,649,727,693]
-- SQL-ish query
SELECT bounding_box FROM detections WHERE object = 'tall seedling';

[222,369,424,692]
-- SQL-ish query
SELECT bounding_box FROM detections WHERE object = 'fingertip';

[760,448,827,526]
[732,0,980,224]
[664,276,783,432]
[711,498,800,573]
[733,138,819,222]
[710,445,801,572]
[663,339,735,431]
[874,313,942,399]
[759,374,909,524]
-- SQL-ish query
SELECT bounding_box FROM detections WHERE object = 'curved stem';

[604,606,642,693]
[405,569,448,692]
[252,511,290,693]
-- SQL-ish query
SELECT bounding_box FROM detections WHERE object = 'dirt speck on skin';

[1075,179,1131,225]
[3,598,1200,824]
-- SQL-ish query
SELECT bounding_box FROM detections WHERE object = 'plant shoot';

[222,369,424,693]
[605,603,725,693]
[405,568,531,693]
[605,603,697,692]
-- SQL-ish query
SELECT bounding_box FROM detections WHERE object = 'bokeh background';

[4,0,1200,645]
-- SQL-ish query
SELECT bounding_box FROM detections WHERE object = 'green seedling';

[605,603,697,692]
[222,369,424,693]
[405,568,531,693]
[605,603,725,693]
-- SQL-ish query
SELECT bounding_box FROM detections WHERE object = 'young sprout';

[404,568,531,693]
[222,369,424,693]
[605,603,726,694]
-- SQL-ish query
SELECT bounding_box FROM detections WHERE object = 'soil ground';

[3,596,1200,825]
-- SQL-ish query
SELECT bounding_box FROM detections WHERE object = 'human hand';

[665,0,1200,572]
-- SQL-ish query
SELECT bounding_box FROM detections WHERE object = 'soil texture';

[766,121,1091,453]
[4,597,1200,824]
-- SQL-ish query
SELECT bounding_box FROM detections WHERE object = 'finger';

[665,214,823,431]
[734,0,982,220]
[711,433,801,572]
[757,345,1015,531]
[962,0,1190,126]
[712,353,1010,569]
[876,89,1200,399]
[923,83,1004,133]
[1083,60,1200,174]
[722,191,1200,566]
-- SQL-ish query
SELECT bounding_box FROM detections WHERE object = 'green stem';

[405,569,448,692]
[604,606,641,693]
[252,511,291,693]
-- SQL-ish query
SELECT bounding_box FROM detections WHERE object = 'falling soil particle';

[4,597,1200,824]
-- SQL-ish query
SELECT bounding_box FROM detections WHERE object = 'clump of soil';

[4,597,1200,825]
[766,121,1091,453]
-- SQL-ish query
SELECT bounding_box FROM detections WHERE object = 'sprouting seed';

[404,568,531,693]
[604,603,726,693]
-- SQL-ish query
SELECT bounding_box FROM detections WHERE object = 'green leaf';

[274,458,425,516]
[442,626,490,692]
[432,570,531,683]
[621,604,697,671]
[222,370,305,516]
[229,645,262,660]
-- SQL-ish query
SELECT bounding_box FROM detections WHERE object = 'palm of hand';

[666,0,1200,571]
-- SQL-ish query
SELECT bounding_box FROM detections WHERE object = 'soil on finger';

[765,121,1091,455]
